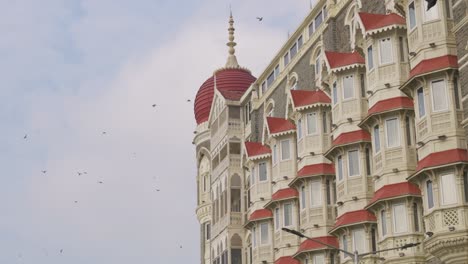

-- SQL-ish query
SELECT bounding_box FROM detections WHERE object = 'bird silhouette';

[186,99,191,102]
[156,189,160,192]
[98,181,103,184]
[23,134,27,139]
[256,17,263,21]
[74,201,78,203]
[77,172,82,176]
[102,131,107,135]
[60,249,63,254]
[152,104,157,107]
[41,170,47,174]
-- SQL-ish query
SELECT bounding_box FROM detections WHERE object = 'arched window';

[231,234,243,264]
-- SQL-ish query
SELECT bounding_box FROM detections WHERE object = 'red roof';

[367,182,421,208]
[325,51,365,69]
[297,163,335,177]
[358,12,406,32]
[332,130,371,146]
[271,188,299,202]
[416,148,468,173]
[367,97,414,115]
[290,90,331,108]
[267,117,296,135]
[194,68,256,124]
[248,209,272,222]
[332,210,376,231]
[275,256,300,264]
[244,142,271,158]
[296,236,339,253]
[409,55,458,79]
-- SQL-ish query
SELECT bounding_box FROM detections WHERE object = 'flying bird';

[179,245,183,249]
[77,172,82,176]
[186,99,191,102]
[41,170,47,174]
[152,104,157,107]
[23,134,27,139]
[98,181,103,184]
[74,201,78,203]
[102,131,107,135]
[256,17,263,21]
[60,249,63,254]
[156,189,160,192]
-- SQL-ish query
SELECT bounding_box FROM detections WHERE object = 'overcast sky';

[0,0,312,263]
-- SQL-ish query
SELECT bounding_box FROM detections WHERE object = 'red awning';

[367,182,421,208]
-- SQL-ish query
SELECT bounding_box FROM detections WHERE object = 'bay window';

[307,113,317,135]
[413,203,420,232]
[272,145,277,165]
[283,203,293,226]
[281,140,291,160]
[379,38,393,65]
[297,119,303,140]
[343,75,354,100]
[386,118,400,148]
[300,185,306,209]
[348,150,360,177]
[332,82,338,105]
[431,79,448,112]
[352,229,366,253]
[310,180,322,207]
[260,222,269,244]
[275,208,280,230]
[393,203,408,233]
[440,173,457,205]
[258,162,267,181]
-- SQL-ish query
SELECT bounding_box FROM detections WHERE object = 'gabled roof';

[360,97,414,126]
[275,256,300,264]
[290,90,331,110]
[295,236,339,255]
[411,149,468,178]
[271,188,299,202]
[409,55,458,79]
[244,142,271,160]
[324,51,365,72]
[366,182,421,209]
[266,117,296,136]
[330,210,376,233]
[358,12,406,35]
[248,209,272,222]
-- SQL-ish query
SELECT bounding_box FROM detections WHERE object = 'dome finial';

[225,9,239,68]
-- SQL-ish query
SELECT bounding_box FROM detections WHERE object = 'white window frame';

[332,82,338,105]
[313,254,325,264]
[310,179,322,207]
[381,210,387,237]
[440,172,457,205]
[297,119,303,140]
[379,37,394,65]
[275,207,280,230]
[307,112,318,135]
[260,222,269,245]
[258,162,268,182]
[337,156,343,181]
[315,55,321,75]
[423,0,439,22]
[408,1,417,30]
[431,79,449,112]
[342,75,355,100]
[272,144,277,165]
[252,227,257,248]
[417,87,426,118]
[385,117,401,148]
[283,203,293,227]
[352,228,366,253]
[280,139,291,161]
[374,125,381,153]
[427,180,434,209]
[393,203,408,233]
[367,45,374,71]
[347,150,360,177]
[300,185,307,210]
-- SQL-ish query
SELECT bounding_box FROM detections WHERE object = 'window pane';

[413,203,420,231]
[343,75,354,99]
[301,185,306,209]
[290,43,297,59]
[298,36,303,49]
[281,140,291,160]
[393,203,408,233]
[427,180,434,209]
[333,82,338,104]
[322,112,327,133]
[405,116,412,146]
[432,80,448,111]
[417,88,426,117]
[365,148,371,175]
[297,119,303,139]
[454,78,460,109]
[308,22,314,36]
[307,113,317,134]
[337,156,343,181]
[284,53,290,66]
[409,2,416,29]
[260,223,269,244]
[348,150,360,176]
[284,203,292,226]
[342,235,348,253]
[423,0,439,21]
[360,74,365,97]
[326,180,331,205]
[353,229,366,253]
[272,145,277,165]
[374,125,380,152]
[399,37,405,62]
[252,227,256,247]
[315,11,323,29]
[386,118,400,147]
[315,56,321,74]
[275,208,280,230]
[381,210,387,236]
[259,162,267,181]
[314,254,325,264]
[379,38,393,64]
[367,46,374,70]
[440,174,457,205]
[310,180,322,207]
[267,71,275,87]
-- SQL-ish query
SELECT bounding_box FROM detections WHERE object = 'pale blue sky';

[0,0,311,262]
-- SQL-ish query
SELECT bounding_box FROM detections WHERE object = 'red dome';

[194,68,256,124]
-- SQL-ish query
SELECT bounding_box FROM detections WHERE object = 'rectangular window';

[313,255,325,264]
[275,208,280,230]
[252,227,257,247]
[343,75,354,99]
[300,185,306,209]
[274,65,279,78]
[206,223,211,240]
[371,228,377,252]
[272,145,277,165]
[413,203,420,232]
[342,235,348,258]
[367,46,374,70]
[322,112,327,133]
[332,82,338,104]
[379,38,393,64]
[315,56,321,75]
[261,81,267,94]
[283,203,292,226]
[454,78,460,109]
[405,116,412,146]
[315,11,323,29]
[258,162,267,181]
[348,150,360,177]
[308,22,314,36]
[281,140,291,160]
[310,180,322,207]
[260,222,269,244]
[432,80,448,111]
[284,53,290,66]
[393,203,408,233]
[251,167,256,185]
[427,180,434,209]
[409,2,416,29]
[290,43,298,59]
[399,37,405,62]
[440,173,457,205]
[298,119,303,139]
[365,148,371,176]
[307,113,317,135]
[381,210,387,236]
[464,171,468,203]
[267,71,275,87]
[298,35,303,49]
[337,156,343,181]
[423,0,439,22]
[417,88,426,117]
[374,125,380,153]
[326,180,332,205]
[353,229,366,253]
[386,118,400,148]
[360,74,365,97]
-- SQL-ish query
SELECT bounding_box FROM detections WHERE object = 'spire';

[225,11,240,68]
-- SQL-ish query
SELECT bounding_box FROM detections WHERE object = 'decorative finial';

[225,10,239,68]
